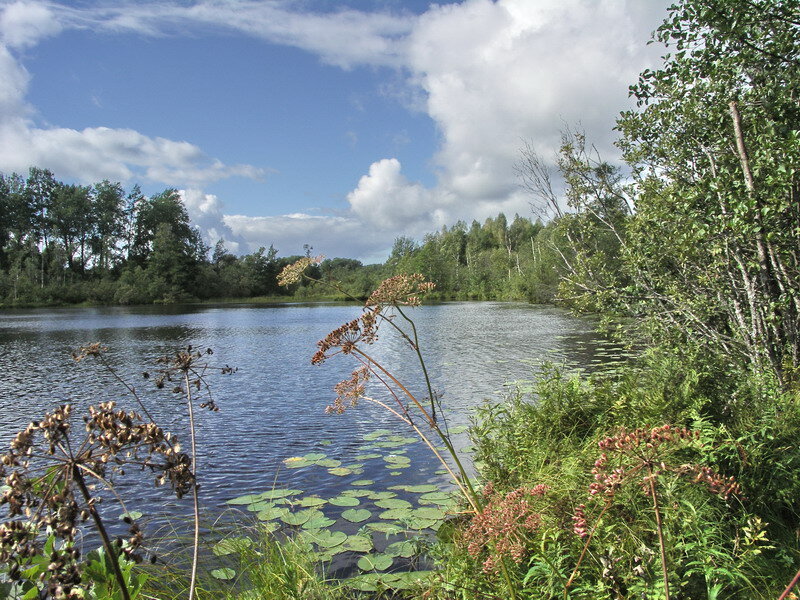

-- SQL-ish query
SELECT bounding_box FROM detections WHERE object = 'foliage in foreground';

[424,350,800,599]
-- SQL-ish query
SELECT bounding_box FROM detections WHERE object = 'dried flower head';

[366,273,436,308]
[312,308,380,366]
[0,402,191,598]
[460,483,549,573]
[327,366,371,414]
[277,255,324,287]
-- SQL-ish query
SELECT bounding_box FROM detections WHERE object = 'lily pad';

[295,496,327,508]
[366,522,404,535]
[388,484,438,494]
[388,571,434,590]
[303,516,336,530]
[256,506,290,521]
[363,429,392,441]
[210,568,236,580]
[383,455,411,465]
[283,456,313,468]
[281,509,323,526]
[226,493,267,505]
[354,453,381,461]
[315,458,342,468]
[341,508,372,523]
[340,534,373,553]
[375,498,412,510]
[303,452,328,461]
[407,518,439,530]
[413,507,447,520]
[329,495,360,507]
[385,540,416,558]
[212,537,252,556]
[341,489,373,497]
[303,529,347,549]
[357,554,393,571]
[328,467,353,476]
[351,479,375,486]
[367,491,397,500]
[379,508,414,520]
[262,488,303,500]
[119,511,143,521]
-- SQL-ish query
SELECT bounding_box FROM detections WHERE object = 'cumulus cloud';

[0,1,61,48]
[180,189,249,253]
[224,213,391,263]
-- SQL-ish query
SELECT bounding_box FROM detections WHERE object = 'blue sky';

[0,0,669,262]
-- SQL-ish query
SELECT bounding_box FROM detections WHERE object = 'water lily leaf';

[283,456,313,468]
[354,453,381,461]
[210,568,236,580]
[363,429,392,441]
[383,455,411,465]
[407,518,438,530]
[328,467,353,476]
[303,516,336,530]
[340,535,372,553]
[320,440,332,445]
[351,479,374,487]
[256,506,290,521]
[280,509,323,526]
[367,491,396,500]
[315,458,342,468]
[413,507,446,520]
[341,508,372,523]
[303,452,327,461]
[388,484,438,494]
[384,540,416,558]
[305,529,347,548]
[366,522,404,535]
[244,501,272,512]
[226,493,267,505]
[388,571,434,590]
[345,574,380,592]
[212,537,252,556]
[261,521,280,533]
[329,495,360,507]
[295,496,327,508]
[373,440,410,448]
[119,511,142,521]
[357,554,393,571]
[419,492,453,503]
[262,489,303,500]
[342,489,372,497]
[378,508,413,520]
[389,471,402,476]
[448,425,469,434]
[375,499,412,510]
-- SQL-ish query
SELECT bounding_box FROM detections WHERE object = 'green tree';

[616,0,800,386]
[92,180,125,273]
[49,183,94,275]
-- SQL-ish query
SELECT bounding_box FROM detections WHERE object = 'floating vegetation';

[328,495,360,507]
[212,537,253,557]
[210,567,236,580]
[375,499,412,510]
[357,553,393,571]
[341,508,372,523]
[351,479,375,486]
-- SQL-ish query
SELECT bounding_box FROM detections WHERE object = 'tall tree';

[616,0,800,386]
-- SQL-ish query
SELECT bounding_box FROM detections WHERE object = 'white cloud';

[0,1,61,48]
[180,189,248,253]
[50,1,414,69]
[224,213,391,263]
[339,0,667,235]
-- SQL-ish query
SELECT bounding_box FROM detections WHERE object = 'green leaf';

[384,540,416,558]
[212,537,253,556]
[329,495,360,507]
[342,508,372,523]
[340,534,373,553]
[351,479,375,486]
[375,498,412,510]
[211,568,236,580]
[357,553,393,571]
[328,467,353,476]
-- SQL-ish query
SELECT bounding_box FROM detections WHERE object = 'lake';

[0,301,618,565]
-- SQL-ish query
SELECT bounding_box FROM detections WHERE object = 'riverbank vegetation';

[2,0,800,598]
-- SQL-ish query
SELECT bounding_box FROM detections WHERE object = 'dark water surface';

[0,302,616,546]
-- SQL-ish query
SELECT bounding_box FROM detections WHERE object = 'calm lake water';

[0,301,617,557]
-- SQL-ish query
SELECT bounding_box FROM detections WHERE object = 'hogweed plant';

[280,260,477,508]
[145,345,236,600]
[565,424,741,600]
[277,260,533,598]
[0,397,190,599]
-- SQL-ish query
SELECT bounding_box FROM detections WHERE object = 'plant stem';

[647,464,670,600]
[778,567,800,600]
[499,555,519,600]
[72,465,131,600]
[184,370,201,600]
[565,502,611,599]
